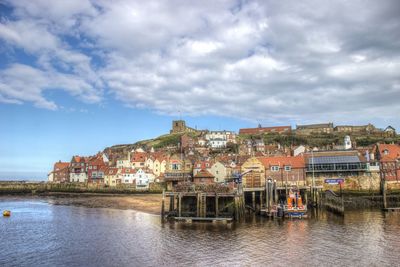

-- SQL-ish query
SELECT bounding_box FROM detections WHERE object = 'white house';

[47,172,54,182]
[344,135,352,150]
[134,169,155,189]
[153,157,167,177]
[293,145,306,156]
[145,157,154,171]
[208,138,227,148]
[119,168,136,185]
[70,172,87,183]
[116,153,131,168]
[205,131,236,144]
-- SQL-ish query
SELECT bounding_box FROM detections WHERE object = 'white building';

[205,131,236,147]
[294,145,306,156]
[119,168,136,184]
[134,169,155,189]
[70,172,87,183]
[344,135,352,150]
[116,153,131,168]
[47,172,54,182]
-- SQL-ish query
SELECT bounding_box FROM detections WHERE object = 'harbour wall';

[0,182,164,195]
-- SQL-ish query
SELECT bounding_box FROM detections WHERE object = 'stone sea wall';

[0,182,164,195]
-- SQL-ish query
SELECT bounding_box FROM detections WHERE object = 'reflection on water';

[1,198,399,267]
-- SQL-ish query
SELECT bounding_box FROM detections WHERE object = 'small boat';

[3,210,11,217]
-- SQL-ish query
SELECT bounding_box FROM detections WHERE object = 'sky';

[0,0,399,179]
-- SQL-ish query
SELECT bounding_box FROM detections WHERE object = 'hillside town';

[48,120,400,190]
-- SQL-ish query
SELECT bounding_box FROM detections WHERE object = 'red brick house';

[53,161,70,183]
[376,144,400,181]
[87,156,106,184]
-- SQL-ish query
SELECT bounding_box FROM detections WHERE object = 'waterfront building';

[134,169,155,189]
[305,150,368,177]
[53,161,70,183]
[193,160,212,176]
[210,161,233,183]
[376,144,400,181]
[164,154,193,190]
[104,167,119,186]
[119,168,136,185]
[193,169,215,184]
[87,156,107,184]
[241,156,305,188]
[69,156,88,183]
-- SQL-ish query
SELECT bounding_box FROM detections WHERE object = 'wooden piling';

[197,193,200,217]
[252,191,256,211]
[161,189,165,222]
[259,191,263,212]
[265,182,269,211]
[178,193,182,218]
[215,194,219,218]
[382,180,387,209]
[273,181,278,204]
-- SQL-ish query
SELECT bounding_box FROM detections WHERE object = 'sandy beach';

[0,193,167,215]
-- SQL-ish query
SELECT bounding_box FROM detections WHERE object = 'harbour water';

[1,198,399,266]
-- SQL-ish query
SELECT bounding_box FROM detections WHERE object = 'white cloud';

[0,0,399,127]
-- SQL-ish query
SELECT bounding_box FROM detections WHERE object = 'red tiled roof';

[194,169,215,178]
[121,168,137,174]
[131,152,147,162]
[378,144,400,162]
[257,156,305,168]
[106,167,118,175]
[54,161,70,170]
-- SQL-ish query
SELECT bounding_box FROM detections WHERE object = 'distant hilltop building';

[239,124,292,135]
[334,123,376,134]
[170,120,198,134]
[296,123,334,135]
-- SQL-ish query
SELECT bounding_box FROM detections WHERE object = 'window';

[284,166,291,171]
[383,149,389,155]
[271,166,279,172]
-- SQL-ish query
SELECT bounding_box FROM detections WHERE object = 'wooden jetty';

[161,183,244,222]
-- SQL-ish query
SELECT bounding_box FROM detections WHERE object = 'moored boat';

[3,210,11,217]
[284,190,307,218]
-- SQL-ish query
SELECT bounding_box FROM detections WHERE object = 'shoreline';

[0,193,166,215]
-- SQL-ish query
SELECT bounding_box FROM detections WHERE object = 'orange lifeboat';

[287,197,293,208]
[297,195,303,209]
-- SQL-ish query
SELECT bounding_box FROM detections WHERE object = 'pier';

[161,183,245,222]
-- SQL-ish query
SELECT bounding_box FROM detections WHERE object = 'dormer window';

[271,166,279,172]
[383,149,389,155]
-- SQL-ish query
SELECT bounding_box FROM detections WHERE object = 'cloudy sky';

[0,0,399,178]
